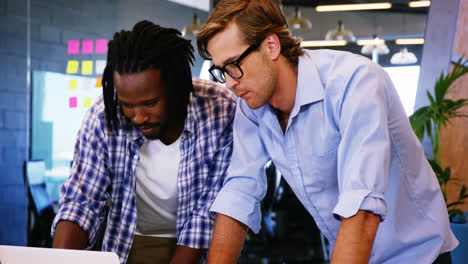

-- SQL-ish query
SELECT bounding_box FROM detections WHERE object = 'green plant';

[409,57,468,221]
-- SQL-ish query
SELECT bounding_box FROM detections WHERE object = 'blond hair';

[196,0,304,66]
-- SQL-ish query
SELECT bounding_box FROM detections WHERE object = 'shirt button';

[133,155,139,160]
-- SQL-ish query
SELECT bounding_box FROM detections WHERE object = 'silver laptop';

[0,245,120,264]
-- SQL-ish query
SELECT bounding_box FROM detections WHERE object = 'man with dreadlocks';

[51,20,236,264]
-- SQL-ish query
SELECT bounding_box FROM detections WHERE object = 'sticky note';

[82,39,94,54]
[95,60,106,74]
[83,97,92,108]
[95,77,102,88]
[69,79,77,90]
[68,40,79,55]
[95,39,108,54]
[69,97,77,108]
[66,60,79,74]
[82,60,93,75]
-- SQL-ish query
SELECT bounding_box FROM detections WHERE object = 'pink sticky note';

[82,39,94,54]
[69,97,77,108]
[68,40,79,55]
[95,39,108,54]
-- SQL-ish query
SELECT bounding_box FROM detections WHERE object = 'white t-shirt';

[134,136,181,238]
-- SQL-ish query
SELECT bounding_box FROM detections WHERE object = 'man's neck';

[269,57,298,116]
[159,116,185,145]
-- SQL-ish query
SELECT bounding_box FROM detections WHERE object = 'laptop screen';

[0,245,120,264]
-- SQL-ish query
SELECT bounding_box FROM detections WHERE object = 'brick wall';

[0,0,29,245]
[0,0,207,246]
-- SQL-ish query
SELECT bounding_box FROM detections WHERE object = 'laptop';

[0,245,120,264]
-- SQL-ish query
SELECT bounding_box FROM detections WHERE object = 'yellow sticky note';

[66,60,79,74]
[83,97,92,108]
[95,77,102,88]
[82,60,93,75]
[69,79,77,90]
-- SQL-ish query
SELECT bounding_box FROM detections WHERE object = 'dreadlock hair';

[102,20,195,133]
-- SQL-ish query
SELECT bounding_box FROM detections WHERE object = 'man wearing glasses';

[196,0,457,263]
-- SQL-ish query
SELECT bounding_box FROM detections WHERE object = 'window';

[384,66,420,116]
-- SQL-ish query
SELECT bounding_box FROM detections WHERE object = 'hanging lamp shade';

[361,36,389,55]
[182,14,203,37]
[325,20,356,41]
[391,47,417,64]
[287,6,312,30]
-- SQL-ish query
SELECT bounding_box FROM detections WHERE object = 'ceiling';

[280,0,429,14]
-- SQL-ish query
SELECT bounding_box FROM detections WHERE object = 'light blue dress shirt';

[210,49,458,263]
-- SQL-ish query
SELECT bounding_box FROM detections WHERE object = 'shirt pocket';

[294,104,340,194]
[300,148,338,195]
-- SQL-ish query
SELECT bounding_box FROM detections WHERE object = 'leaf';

[449,209,465,222]
[427,90,436,106]
[447,201,464,208]
[459,185,467,201]
[409,107,431,141]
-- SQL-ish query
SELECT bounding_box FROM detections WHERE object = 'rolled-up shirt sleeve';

[210,100,269,233]
[333,63,395,221]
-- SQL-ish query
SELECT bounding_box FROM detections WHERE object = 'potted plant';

[409,57,468,263]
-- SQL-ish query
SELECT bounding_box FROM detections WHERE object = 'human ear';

[263,33,281,61]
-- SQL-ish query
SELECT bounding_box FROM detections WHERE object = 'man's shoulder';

[191,78,237,104]
[83,95,106,126]
[305,49,374,68]
[187,78,237,128]
[302,49,386,96]
[80,95,124,136]
[304,49,380,75]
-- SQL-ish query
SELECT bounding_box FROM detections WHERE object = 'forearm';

[53,220,88,249]
[170,245,204,264]
[207,214,248,264]
[331,210,381,264]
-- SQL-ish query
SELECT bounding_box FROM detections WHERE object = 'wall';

[440,0,468,212]
[0,0,207,246]
[116,0,209,75]
[0,0,29,245]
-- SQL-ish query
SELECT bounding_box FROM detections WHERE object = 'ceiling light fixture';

[391,47,418,64]
[360,35,389,64]
[316,3,392,12]
[287,5,312,30]
[395,38,425,45]
[325,20,356,42]
[301,40,348,47]
[357,38,385,46]
[182,14,203,37]
[408,1,431,8]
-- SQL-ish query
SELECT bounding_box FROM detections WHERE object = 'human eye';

[144,99,158,107]
[120,101,134,109]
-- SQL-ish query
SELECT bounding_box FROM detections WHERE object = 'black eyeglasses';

[209,42,261,83]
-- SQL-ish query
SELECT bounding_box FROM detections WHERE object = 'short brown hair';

[196,0,304,66]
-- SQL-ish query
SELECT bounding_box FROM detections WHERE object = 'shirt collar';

[289,51,325,118]
[183,93,197,135]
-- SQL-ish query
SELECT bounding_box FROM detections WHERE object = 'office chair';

[24,160,56,247]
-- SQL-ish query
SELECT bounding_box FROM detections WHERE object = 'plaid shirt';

[52,78,237,264]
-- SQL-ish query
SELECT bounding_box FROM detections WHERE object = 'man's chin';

[141,130,159,140]
[144,134,159,140]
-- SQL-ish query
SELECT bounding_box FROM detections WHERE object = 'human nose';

[132,107,148,125]
[225,74,239,91]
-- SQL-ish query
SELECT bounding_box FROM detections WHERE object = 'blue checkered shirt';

[52,78,237,264]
